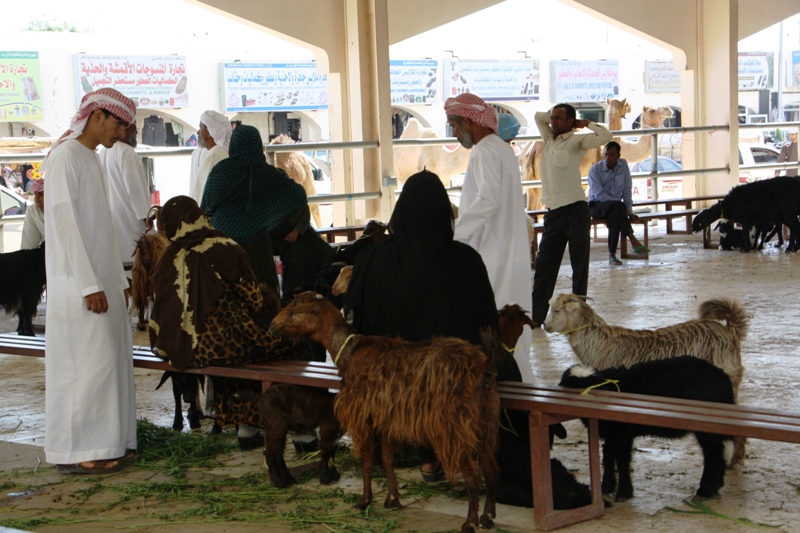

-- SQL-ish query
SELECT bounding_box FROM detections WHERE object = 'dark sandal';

[420,464,444,482]
[56,460,122,475]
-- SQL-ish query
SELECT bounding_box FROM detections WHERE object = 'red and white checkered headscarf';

[47,88,136,159]
[444,93,498,135]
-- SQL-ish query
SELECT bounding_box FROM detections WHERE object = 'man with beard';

[444,93,534,383]
[531,104,611,325]
[99,119,152,269]
[191,110,231,202]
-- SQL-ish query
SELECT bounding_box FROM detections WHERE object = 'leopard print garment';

[191,278,308,426]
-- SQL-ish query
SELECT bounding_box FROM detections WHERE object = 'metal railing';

[3,121,799,208]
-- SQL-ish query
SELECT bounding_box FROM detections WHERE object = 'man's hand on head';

[573,119,590,129]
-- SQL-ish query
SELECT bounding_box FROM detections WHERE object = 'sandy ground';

[2,219,800,532]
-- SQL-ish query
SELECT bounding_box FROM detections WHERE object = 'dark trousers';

[590,200,633,255]
[531,201,591,323]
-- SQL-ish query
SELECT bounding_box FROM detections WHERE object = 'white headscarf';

[200,110,232,151]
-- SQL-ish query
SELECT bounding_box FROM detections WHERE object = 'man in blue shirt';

[588,141,648,265]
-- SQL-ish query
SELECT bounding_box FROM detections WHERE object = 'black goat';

[496,408,594,509]
[0,244,46,336]
[155,371,203,431]
[559,356,735,501]
[692,177,800,252]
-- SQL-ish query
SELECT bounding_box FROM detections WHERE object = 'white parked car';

[0,185,33,253]
[739,143,781,183]
[630,157,684,201]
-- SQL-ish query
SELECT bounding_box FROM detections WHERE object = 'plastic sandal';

[608,257,623,266]
[632,245,651,254]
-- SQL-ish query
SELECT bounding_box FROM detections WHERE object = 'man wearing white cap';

[43,88,138,475]
[775,129,798,177]
[191,110,231,202]
[99,120,152,268]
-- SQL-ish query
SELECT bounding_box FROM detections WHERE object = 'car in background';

[629,157,684,201]
[0,185,32,252]
[739,143,781,183]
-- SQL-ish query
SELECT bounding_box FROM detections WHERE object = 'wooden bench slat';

[3,331,799,532]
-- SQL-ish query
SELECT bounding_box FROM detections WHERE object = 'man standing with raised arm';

[531,104,611,325]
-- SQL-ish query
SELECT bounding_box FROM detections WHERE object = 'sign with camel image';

[443,58,539,101]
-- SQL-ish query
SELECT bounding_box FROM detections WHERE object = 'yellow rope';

[501,323,589,353]
[580,379,620,396]
[498,408,519,437]
[334,333,357,364]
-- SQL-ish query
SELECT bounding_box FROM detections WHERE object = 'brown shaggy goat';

[130,231,169,331]
[257,384,341,488]
[268,292,500,533]
[544,293,749,466]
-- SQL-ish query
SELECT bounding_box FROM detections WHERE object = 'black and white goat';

[559,356,735,501]
[716,220,783,251]
[0,243,46,336]
[692,177,800,252]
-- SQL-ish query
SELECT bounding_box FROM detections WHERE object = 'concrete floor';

[2,218,800,531]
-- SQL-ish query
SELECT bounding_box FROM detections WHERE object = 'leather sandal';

[56,460,122,475]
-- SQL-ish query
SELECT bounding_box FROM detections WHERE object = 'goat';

[559,357,735,501]
[692,177,800,251]
[268,292,500,533]
[130,230,169,331]
[330,265,352,297]
[544,293,748,467]
[0,244,46,336]
[495,303,593,510]
[257,384,341,488]
[716,220,782,251]
[155,371,203,431]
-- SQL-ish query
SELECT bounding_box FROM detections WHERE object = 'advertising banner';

[73,54,189,109]
[221,62,328,113]
[443,58,539,101]
[645,61,680,93]
[390,60,439,105]
[791,50,800,88]
[738,52,772,90]
[0,51,43,122]
[550,60,619,102]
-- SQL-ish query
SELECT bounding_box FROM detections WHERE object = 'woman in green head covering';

[201,125,332,299]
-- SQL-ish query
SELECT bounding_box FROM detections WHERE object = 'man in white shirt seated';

[21,177,45,249]
[191,110,231,202]
[587,141,648,265]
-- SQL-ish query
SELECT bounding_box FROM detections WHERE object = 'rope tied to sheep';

[501,323,589,353]
[580,379,620,396]
[335,333,358,364]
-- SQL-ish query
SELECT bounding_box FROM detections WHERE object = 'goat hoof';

[460,524,475,533]
[207,423,222,436]
[479,515,494,529]
[320,469,340,484]
[354,496,372,510]
[383,496,402,509]
[137,323,147,331]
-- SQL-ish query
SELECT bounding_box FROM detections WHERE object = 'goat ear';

[564,300,580,313]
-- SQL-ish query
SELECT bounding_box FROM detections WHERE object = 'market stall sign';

[0,51,43,122]
[73,55,189,109]
[221,63,327,113]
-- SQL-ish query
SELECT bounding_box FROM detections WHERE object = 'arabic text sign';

[550,60,619,102]
[443,58,539,101]
[222,63,328,112]
[645,61,680,93]
[73,55,189,109]
[738,52,772,90]
[0,51,43,122]
[390,60,439,105]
